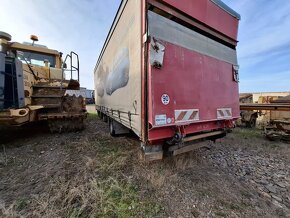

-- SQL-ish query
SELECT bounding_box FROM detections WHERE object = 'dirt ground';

[0,114,290,218]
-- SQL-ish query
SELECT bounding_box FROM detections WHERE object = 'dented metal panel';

[148,11,238,65]
[150,39,165,68]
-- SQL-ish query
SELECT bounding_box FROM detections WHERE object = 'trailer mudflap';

[171,142,207,156]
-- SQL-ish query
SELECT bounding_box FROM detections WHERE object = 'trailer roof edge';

[210,0,241,20]
[94,0,128,73]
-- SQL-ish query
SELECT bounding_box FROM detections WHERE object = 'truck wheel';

[103,115,108,123]
[109,119,116,137]
[248,116,257,128]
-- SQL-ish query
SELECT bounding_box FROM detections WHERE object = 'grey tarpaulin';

[211,0,241,20]
[148,11,238,65]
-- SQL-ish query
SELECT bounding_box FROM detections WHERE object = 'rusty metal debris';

[265,120,290,142]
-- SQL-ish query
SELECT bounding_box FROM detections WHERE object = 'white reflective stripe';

[175,109,199,122]
[217,108,232,119]
[183,110,193,121]
[175,110,183,119]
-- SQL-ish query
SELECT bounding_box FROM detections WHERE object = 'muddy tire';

[48,118,85,133]
[103,114,108,123]
[97,110,101,118]
[247,116,257,128]
[109,119,116,137]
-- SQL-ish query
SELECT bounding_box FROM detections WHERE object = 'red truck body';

[94,0,240,160]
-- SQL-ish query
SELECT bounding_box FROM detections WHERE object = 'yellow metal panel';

[10,42,59,56]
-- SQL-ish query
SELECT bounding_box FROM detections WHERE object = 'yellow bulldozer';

[0,31,86,132]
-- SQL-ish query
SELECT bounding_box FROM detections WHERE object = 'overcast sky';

[0,0,289,93]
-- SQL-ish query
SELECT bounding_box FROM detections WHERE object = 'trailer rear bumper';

[148,119,236,144]
[142,129,227,161]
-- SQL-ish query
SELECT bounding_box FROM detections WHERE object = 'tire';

[247,116,257,128]
[103,115,108,123]
[109,119,116,137]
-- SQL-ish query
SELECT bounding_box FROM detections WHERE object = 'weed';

[69,208,88,218]
[240,190,253,199]
[234,128,262,139]
[215,210,227,217]
[87,113,97,119]
[91,178,161,217]
[15,198,29,211]
[191,208,200,217]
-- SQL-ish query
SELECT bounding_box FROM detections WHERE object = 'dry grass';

[1,117,287,218]
[0,118,163,218]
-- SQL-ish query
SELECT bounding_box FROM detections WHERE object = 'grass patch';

[87,113,97,119]
[90,178,162,218]
[240,190,252,199]
[234,128,262,139]
[15,198,29,211]
[0,117,163,218]
[214,210,227,217]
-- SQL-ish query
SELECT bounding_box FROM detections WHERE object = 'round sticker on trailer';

[161,94,170,105]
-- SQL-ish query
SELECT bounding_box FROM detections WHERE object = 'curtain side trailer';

[94,0,240,161]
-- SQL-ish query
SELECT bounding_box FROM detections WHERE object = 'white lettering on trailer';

[155,115,167,126]
[161,94,170,105]
[175,109,200,123]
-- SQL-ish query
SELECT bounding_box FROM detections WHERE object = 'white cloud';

[0,0,120,89]
[224,0,290,92]
[1,0,289,92]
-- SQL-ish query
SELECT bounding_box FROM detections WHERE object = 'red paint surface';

[147,42,239,142]
[162,0,239,41]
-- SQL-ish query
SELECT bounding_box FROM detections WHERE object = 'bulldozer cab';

[9,37,79,83]
[16,50,58,68]
[0,31,85,129]
[1,32,80,111]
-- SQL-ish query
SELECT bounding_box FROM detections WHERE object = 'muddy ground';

[0,114,290,218]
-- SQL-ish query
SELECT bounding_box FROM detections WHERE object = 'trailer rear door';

[147,11,240,141]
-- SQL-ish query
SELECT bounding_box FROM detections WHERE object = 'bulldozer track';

[48,117,85,133]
